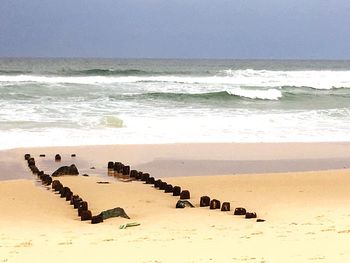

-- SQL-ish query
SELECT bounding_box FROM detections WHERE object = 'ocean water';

[0,58,350,149]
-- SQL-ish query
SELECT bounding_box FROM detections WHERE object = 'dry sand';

[1,143,350,262]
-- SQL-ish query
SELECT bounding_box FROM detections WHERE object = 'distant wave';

[121,89,282,101]
[2,68,350,90]
[0,70,31,75]
[60,68,195,77]
[64,68,150,76]
[109,86,350,103]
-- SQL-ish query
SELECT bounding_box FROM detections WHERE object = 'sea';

[0,58,350,150]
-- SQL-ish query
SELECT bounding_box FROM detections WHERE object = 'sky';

[1,0,350,59]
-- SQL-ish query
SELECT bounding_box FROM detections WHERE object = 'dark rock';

[180,190,190,199]
[24,154,31,160]
[164,184,173,193]
[107,161,114,169]
[173,186,181,196]
[90,167,95,170]
[122,165,130,176]
[234,207,247,215]
[245,212,257,219]
[101,207,130,220]
[82,174,89,177]
[37,171,44,177]
[52,164,79,177]
[221,202,230,211]
[91,213,104,224]
[39,154,45,157]
[176,200,195,208]
[210,199,221,210]
[55,154,61,161]
[146,177,155,184]
[71,154,76,157]
[154,179,162,188]
[256,219,265,222]
[81,210,92,221]
[159,182,167,190]
[200,196,210,207]
[78,201,88,216]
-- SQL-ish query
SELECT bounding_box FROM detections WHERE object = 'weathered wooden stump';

[164,184,173,193]
[154,179,162,188]
[55,154,61,161]
[221,202,230,211]
[52,180,61,191]
[245,212,257,219]
[107,161,114,169]
[130,170,138,178]
[73,197,83,209]
[114,162,123,173]
[42,174,52,186]
[135,172,142,180]
[141,173,150,181]
[60,187,71,198]
[81,210,92,221]
[200,196,210,207]
[29,165,40,174]
[146,177,155,184]
[122,165,130,176]
[210,199,221,209]
[27,158,35,166]
[234,207,247,215]
[70,195,80,205]
[65,190,73,201]
[180,190,190,199]
[173,186,181,196]
[78,201,88,216]
[52,180,63,192]
[159,182,167,190]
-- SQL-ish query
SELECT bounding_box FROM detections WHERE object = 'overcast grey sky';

[1,0,349,59]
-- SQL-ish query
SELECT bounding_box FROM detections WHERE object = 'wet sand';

[2,142,350,180]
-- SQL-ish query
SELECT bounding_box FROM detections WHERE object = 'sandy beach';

[1,142,350,262]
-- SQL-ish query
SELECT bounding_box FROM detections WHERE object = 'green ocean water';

[0,58,350,149]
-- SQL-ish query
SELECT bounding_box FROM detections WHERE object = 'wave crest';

[142,88,282,101]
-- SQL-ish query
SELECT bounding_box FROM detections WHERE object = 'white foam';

[220,69,350,89]
[228,88,282,100]
[1,108,350,150]
[1,69,350,89]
